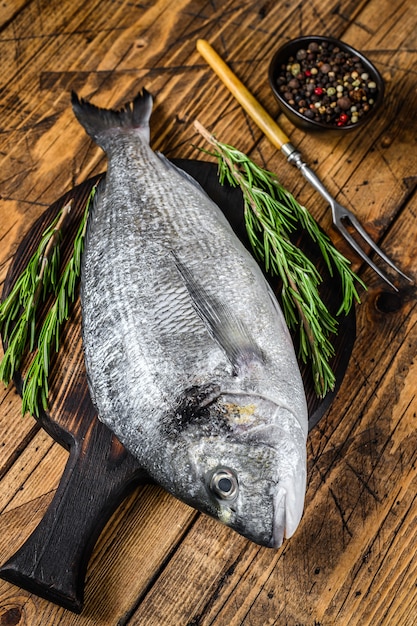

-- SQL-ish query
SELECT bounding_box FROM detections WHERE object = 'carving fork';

[196,39,412,291]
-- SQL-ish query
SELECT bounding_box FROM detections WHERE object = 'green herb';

[194,121,364,396]
[0,185,96,416]
[0,202,72,386]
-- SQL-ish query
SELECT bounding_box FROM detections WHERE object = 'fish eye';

[210,468,238,500]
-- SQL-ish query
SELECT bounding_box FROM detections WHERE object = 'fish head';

[167,392,307,548]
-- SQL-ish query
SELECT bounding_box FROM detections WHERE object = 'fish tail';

[71,88,153,149]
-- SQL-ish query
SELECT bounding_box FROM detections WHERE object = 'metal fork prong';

[335,220,399,291]
[287,152,413,287]
[344,211,413,283]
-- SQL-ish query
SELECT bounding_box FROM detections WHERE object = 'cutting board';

[0,160,355,613]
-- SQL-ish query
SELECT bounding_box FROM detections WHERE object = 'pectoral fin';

[172,253,263,372]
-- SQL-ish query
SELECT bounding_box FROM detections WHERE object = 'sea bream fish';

[72,88,308,548]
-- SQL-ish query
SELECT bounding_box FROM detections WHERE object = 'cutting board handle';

[0,419,146,613]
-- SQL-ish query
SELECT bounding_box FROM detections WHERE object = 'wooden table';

[1,0,416,624]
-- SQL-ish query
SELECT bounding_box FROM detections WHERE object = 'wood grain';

[0,0,416,624]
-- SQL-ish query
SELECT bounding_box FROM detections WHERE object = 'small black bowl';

[268,35,385,133]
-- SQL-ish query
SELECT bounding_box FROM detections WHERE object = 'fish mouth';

[269,486,287,548]
[269,467,306,549]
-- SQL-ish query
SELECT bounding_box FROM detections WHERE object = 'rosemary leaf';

[0,201,72,375]
[0,186,95,417]
[20,184,96,416]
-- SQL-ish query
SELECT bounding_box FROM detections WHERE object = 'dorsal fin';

[156,152,211,195]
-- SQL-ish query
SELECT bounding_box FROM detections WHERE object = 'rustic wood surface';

[0,0,416,625]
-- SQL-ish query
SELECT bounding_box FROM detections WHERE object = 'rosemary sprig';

[194,121,364,396]
[21,187,95,417]
[0,202,72,385]
[0,186,96,416]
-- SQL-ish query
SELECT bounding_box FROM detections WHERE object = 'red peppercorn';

[337,113,349,126]
[314,87,324,96]
[304,69,312,77]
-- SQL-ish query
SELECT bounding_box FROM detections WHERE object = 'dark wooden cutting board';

[0,160,355,613]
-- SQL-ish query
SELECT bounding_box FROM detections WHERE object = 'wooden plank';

[0,0,416,623]
[0,433,66,513]
[0,0,28,30]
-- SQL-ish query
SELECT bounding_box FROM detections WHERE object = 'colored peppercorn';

[337,113,349,126]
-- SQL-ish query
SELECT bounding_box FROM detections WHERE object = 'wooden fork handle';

[196,39,291,151]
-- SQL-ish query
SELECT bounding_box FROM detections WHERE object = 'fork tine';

[286,154,413,288]
[335,220,399,291]
[345,212,413,283]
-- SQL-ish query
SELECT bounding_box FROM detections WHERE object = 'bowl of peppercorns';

[268,35,384,132]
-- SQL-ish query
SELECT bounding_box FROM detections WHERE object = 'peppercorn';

[351,88,366,102]
[288,78,300,89]
[337,96,351,110]
[290,63,301,76]
[296,49,307,61]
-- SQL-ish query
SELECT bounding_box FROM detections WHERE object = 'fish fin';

[71,88,153,148]
[90,176,106,213]
[266,283,292,341]
[172,252,264,371]
[156,152,211,195]
[80,177,107,325]
[82,177,106,245]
